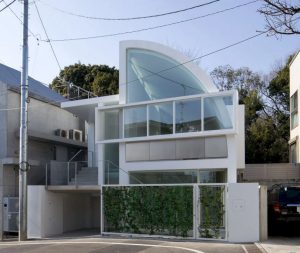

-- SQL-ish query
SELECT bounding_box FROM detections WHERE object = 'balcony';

[45,161,99,190]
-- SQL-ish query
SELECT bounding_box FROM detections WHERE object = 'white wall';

[290,53,300,161]
[227,183,260,243]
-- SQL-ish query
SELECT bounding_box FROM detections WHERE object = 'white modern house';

[289,51,300,163]
[60,40,245,186]
[28,41,266,243]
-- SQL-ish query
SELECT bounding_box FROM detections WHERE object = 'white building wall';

[290,52,300,161]
[227,183,260,242]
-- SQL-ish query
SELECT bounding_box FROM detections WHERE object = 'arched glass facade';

[126,49,206,103]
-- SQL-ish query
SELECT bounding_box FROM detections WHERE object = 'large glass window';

[204,96,233,130]
[149,102,173,135]
[291,91,298,129]
[104,143,119,184]
[176,99,201,133]
[129,169,227,184]
[290,142,297,163]
[127,49,205,103]
[130,170,198,184]
[101,109,120,140]
[124,106,147,138]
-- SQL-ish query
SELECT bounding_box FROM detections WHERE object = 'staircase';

[69,167,98,185]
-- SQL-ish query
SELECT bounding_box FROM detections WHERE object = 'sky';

[0,0,299,85]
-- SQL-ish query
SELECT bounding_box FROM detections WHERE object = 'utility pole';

[19,0,29,241]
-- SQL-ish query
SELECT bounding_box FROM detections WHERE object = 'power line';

[33,0,61,70]
[3,0,39,40]
[42,0,258,42]
[0,0,16,12]
[40,0,220,21]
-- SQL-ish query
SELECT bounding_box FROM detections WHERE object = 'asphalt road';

[0,238,262,253]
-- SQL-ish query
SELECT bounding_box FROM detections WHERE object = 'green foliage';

[103,186,193,237]
[199,186,225,239]
[50,63,119,97]
[210,55,293,163]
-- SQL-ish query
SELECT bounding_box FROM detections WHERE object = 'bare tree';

[258,0,300,35]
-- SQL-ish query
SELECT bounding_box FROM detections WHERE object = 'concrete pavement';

[257,237,300,253]
[0,237,262,253]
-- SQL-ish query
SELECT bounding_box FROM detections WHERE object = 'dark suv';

[268,185,300,224]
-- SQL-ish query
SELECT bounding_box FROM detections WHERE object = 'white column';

[227,136,237,183]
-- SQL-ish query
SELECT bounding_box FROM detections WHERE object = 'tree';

[50,63,119,98]
[259,0,300,35]
[210,59,291,163]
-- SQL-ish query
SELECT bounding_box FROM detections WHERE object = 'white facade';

[289,51,300,163]
[62,40,245,185]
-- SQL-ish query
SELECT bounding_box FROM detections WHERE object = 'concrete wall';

[241,163,300,183]
[5,90,83,160]
[0,82,7,160]
[28,186,100,238]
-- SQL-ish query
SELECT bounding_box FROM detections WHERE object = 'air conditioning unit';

[3,197,19,233]
[69,129,83,142]
[55,129,69,138]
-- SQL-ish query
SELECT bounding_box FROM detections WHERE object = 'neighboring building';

[0,63,87,239]
[60,40,245,186]
[289,51,300,163]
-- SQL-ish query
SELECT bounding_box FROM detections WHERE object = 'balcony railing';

[45,161,98,187]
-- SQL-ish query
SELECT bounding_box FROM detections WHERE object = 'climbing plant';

[103,186,193,237]
[199,186,225,239]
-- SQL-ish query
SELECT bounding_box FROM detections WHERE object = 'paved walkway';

[0,237,262,253]
[257,237,300,253]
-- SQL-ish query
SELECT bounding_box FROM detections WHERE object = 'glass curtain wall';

[124,106,147,138]
[175,99,201,133]
[130,170,227,184]
[149,102,173,135]
[204,96,233,130]
[127,49,204,103]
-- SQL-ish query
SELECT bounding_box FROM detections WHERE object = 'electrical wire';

[0,0,16,13]
[33,0,61,70]
[42,1,259,42]
[40,0,220,21]
[3,0,39,40]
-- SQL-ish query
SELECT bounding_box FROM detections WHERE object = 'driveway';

[0,238,262,253]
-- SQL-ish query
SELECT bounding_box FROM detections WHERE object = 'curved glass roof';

[126,49,206,103]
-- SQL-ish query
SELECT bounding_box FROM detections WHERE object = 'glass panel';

[129,171,198,184]
[176,99,201,133]
[104,143,119,184]
[124,106,147,138]
[149,102,173,135]
[102,109,120,140]
[199,170,227,183]
[290,143,297,163]
[291,91,298,111]
[291,112,298,129]
[127,49,204,103]
[204,96,233,130]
